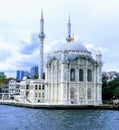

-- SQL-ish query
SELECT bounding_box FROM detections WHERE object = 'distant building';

[2,78,12,99]
[9,79,20,99]
[102,71,119,82]
[20,78,45,103]
[2,84,9,100]
[16,70,24,80]
[24,71,30,78]
[1,78,21,100]
[2,84,9,94]
[30,66,38,79]
[16,70,31,81]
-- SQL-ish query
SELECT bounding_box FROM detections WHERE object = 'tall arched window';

[87,88,92,99]
[87,69,92,82]
[79,69,83,81]
[70,68,75,81]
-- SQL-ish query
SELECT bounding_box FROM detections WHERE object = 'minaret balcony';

[39,32,45,40]
[66,36,72,42]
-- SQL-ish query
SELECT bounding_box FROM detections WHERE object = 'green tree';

[102,78,119,100]
[0,74,7,92]
[33,74,39,79]
[113,86,119,97]
[33,73,45,79]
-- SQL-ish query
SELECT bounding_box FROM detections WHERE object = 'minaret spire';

[66,15,72,42]
[40,9,45,36]
[39,10,45,79]
[41,9,43,19]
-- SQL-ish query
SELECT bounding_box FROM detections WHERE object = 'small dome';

[59,42,88,52]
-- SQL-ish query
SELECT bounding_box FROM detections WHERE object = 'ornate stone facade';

[45,42,102,105]
[20,12,102,105]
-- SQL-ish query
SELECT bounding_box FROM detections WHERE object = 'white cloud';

[85,43,95,51]
[85,43,108,54]
[0,0,118,77]
[96,47,108,53]
[44,40,63,54]
[0,35,39,77]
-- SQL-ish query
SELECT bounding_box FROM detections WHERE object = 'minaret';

[66,15,72,42]
[96,51,103,104]
[39,10,45,79]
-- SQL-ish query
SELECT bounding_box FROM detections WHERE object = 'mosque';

[20,11,102,105]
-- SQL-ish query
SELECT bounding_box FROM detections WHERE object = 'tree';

[113,86,119,97]
[33,74,39,79]
[0,74,7,92]
[102,78,119,100]
[33,73,45,79]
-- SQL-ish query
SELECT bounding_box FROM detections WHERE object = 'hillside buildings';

[2,78,20,100]
[102,71,119,82]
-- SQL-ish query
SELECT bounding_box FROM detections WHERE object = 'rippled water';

[0,105,119,130]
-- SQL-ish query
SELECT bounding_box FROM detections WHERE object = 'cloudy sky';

[0,0,119,77]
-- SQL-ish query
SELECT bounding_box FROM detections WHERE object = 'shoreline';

[0,100,117,110]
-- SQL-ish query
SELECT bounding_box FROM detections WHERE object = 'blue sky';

[0,0,119,77]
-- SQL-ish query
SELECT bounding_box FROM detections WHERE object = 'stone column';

[93,66,96,105]
[85,60,88,105]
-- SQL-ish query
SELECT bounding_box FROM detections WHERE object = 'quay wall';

[0,100,115,110]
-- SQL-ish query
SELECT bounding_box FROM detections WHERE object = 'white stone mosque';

[20,11,102,105]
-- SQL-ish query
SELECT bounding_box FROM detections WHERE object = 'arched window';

[42,85,44,90]
[87,69,92,82]
[79,69,83,81]
[26,85,29,89]
[87,88,91,99]
[35,85,37,89]
[70,68,75,81]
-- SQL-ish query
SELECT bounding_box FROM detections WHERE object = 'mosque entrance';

[70,87,76,104]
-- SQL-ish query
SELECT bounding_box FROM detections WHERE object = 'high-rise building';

[16,70,20,80]
[16,70,25,80]
[30,66,38,79]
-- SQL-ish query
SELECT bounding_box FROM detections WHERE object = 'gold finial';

[71,34,74,43]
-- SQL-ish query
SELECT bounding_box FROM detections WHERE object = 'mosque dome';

[65,42,88,52]
[54,41,91,61]
[57,42,88,52]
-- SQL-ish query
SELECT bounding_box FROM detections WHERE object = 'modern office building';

[30,66,38,79]
[16,70,31,80]
[16,70,24,80]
